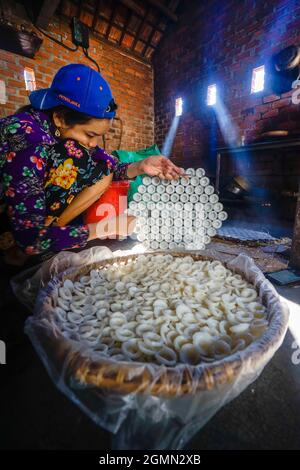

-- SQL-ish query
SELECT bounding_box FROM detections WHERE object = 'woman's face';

[53,113,112,149]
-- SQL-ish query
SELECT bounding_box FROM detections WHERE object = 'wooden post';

[290,178,300,268]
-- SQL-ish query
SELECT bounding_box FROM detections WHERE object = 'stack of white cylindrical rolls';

[128,168,228,250]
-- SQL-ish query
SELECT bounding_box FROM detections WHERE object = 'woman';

[0,64,183,265]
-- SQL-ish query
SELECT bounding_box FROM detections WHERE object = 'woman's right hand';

[88,215,136,241]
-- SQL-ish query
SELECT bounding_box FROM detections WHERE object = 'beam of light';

[207,84,217,106]
[279,295,300,348]
[207,111,218,175]
[214,96,286,230]
[214,98,239,149]
[175,97,183,116]
[251,65,265,93]
[162,115,180,157]
[212,96,284,230]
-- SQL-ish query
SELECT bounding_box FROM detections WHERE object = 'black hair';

[45,105,97,126]
[16,100,118,127]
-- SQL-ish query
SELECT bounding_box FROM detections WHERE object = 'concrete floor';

[1,239,300,450]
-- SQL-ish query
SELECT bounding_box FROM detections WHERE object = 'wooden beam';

[106,1,119,39]
[141,23,156,56]
[131,6,150,50]
[86,1,166,34]
[57,11,152,65]
[92,29,151,65]
[119,8,132,45]
[119,0,145,18]
[96,12,159,54]
[290,179,300,268]
[35,0,61,28]
[146,0,178,21]
[76,0,83,18]
[114,14,166,35]
[97,18,146,43]
[64,10,140,38]
[92,0,102,31]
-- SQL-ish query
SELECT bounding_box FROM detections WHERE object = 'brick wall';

[154,0,300,177]
[0,1,154,152]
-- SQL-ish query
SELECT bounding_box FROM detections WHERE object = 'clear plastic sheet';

[11,247,289,450]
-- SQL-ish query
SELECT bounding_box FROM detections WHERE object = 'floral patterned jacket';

[0,108,128,255]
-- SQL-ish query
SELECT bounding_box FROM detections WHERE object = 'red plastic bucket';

[84,180,130,224]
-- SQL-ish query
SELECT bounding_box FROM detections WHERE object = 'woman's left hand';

[127,155,186,180]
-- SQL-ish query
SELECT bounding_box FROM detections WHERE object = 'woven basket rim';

[40,251,288,397]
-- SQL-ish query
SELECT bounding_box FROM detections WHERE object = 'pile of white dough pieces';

[54,254,268,366]
[127,168,228,250]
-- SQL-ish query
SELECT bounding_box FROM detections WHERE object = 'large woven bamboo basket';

[37,251,288,398]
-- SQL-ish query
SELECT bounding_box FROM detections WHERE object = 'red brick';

[281,89,293,98]
[261,109,279,119]
[263,94,280,103]
[272,98,291,109]
[7,78,23,88]
[256,104,271,113]
[243,113,261,123]
[18,89,30,98]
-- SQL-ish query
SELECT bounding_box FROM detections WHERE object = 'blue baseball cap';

[29,64,117,119]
